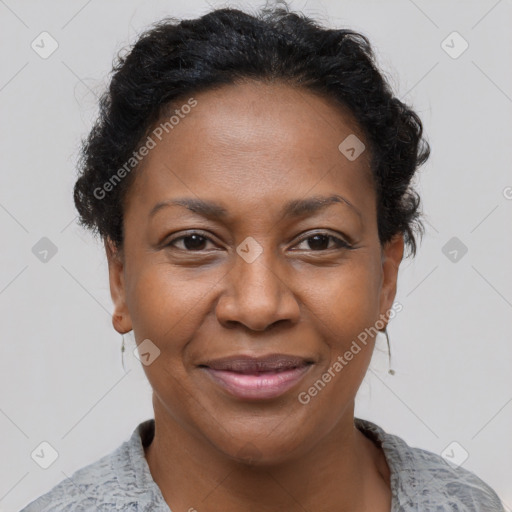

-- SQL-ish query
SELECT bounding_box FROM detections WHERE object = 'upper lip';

[200,354,314,373]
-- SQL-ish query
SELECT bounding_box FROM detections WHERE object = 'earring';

[382,326,395,376]
[121,333,126,371]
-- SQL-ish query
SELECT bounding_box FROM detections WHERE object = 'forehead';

[125,81,374,219]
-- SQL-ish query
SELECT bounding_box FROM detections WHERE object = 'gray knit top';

[20,418,505,511]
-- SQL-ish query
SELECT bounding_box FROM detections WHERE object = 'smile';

[199,354,314,400]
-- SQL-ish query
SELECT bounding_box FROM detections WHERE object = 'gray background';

[0,0,511,510]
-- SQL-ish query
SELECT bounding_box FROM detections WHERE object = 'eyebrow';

[149,194,362,221]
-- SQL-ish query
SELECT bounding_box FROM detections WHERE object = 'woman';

[21,3,505,511]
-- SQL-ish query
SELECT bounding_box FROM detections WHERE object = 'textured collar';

[112,417,405,510]
[110,417,503,511]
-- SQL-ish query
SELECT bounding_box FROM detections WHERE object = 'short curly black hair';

[74,2,430,258]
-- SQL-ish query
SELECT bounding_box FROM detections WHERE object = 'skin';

[106,80,404,511]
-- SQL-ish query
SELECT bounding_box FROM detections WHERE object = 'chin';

[211,429,311,468]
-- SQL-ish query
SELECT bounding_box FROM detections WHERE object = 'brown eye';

[293,232,351,251]
[166,232,216,251]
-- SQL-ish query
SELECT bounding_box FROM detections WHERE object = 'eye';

[164,230,352,253]
[292,232,352,251]
[165,231,217,251]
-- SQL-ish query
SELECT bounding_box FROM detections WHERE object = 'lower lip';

[201,365,312,400]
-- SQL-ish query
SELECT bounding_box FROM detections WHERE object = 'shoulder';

[20,419,168,511]
[355,417,505,511]
[19,450,121,511]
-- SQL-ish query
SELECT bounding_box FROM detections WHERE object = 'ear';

[378,233,404,323]
[105,238,133,334]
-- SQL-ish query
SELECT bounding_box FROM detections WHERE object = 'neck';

[144,398,391,512]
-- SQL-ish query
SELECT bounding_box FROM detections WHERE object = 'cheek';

[298,259,381,397]
[125,266,215,407]
[126,264,215,349]
[295,271,379,421]
[306,258,382,343]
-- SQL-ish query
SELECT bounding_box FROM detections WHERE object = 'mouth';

[198,354,314,400]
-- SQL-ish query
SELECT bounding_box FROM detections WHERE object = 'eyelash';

[165,230,352,252]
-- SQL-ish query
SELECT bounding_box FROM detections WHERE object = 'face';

[106,81,403,464]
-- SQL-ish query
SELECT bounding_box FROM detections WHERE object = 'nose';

[215,250,300,332]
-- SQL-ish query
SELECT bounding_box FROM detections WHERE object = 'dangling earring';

[383,326,395,376]
[114,312,127,372]
[121,333,126,371]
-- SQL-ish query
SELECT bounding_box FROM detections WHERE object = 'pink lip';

[201,365,312,400]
